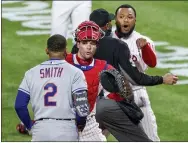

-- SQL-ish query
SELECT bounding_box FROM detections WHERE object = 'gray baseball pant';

[96,98,152,142]
[31,119,78,141]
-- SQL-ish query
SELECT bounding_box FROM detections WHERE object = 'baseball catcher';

[100,69,144,124]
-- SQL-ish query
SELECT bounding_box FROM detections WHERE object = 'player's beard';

[115,22,135,38]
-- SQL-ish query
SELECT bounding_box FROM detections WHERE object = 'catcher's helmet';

[74,21,104,42]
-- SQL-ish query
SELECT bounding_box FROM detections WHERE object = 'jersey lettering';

[40,67,63,78]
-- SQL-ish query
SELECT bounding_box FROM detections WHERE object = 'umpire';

[71,9,177,141]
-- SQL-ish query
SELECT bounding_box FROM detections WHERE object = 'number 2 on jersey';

[44,83,57,106]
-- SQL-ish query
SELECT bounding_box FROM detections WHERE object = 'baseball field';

[2,1,188,141]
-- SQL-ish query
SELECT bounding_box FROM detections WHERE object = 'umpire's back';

[94,36,130,71]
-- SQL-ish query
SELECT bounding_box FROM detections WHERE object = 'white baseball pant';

[79,115,106,141]
[134,87,160,141]
[51,1,91,39]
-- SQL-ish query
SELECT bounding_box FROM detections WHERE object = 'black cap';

[89,8,115,27]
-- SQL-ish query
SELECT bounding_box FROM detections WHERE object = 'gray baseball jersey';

[18,59,87,120]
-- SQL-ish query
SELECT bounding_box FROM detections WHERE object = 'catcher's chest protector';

[66,54,107,112]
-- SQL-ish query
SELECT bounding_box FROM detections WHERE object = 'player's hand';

[16,122,29,135]
[77,124,86,132]
[16,120,35,135]
[162,73,178,85]
[136,38,147,49]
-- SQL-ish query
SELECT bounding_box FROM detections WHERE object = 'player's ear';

[134,16,136,23]
[105,23,109,29]
[76,42,80,49]
[45,48,49,55]
[106,22,112,30]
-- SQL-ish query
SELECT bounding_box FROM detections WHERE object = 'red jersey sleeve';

[141,43,157,68]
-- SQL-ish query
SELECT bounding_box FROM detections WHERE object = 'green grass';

[2,1,188,142]
[155,46,175,53]
[2,1,25,7]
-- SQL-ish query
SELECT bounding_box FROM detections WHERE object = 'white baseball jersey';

[112,31,156,72]
[51,1,91,39]
[18,59,87,120]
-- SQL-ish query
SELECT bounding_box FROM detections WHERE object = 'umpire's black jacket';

[71,36,163,86]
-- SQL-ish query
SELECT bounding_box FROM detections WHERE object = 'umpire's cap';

[89,8,115,27]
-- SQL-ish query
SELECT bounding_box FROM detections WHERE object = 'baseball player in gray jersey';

[14,34,89,141]
[112,4,161,141]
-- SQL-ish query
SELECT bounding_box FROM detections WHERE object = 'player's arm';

[117,42,177,85]
[14,73,33,131]
[136,38,157,67]
[72,70,89,132]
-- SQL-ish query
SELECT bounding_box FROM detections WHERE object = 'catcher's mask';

[73,21,105,42]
